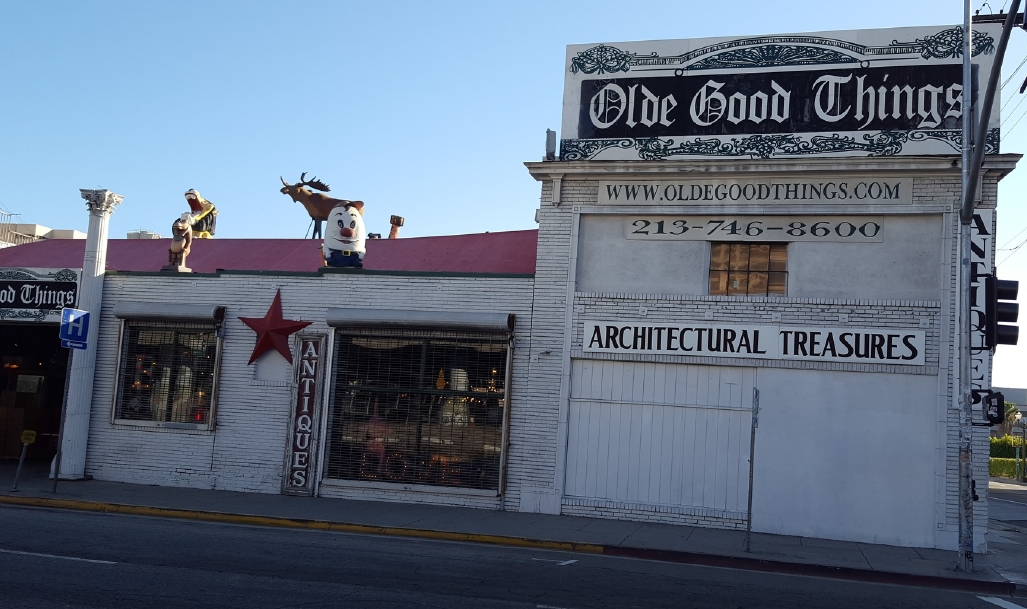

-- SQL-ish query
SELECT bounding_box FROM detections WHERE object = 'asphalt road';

[0,504,1023,609]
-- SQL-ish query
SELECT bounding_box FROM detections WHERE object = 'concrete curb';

[0,494,1016,595]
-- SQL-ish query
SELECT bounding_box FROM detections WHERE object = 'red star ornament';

[239,290,312,364]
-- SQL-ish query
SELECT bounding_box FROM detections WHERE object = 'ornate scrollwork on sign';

[79,189,124,215]
[559,138,636,161]
[48,269,79,282]
[908,128,1000,154]
[569,27,996,74]
[688,45,858,70]
[569,44,638,74]
[0,268,47,280]
[891,27,995,59]
[0,309,49,322]
[561,130,956,161]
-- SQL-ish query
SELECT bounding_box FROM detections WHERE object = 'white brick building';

[0,22,1020,552]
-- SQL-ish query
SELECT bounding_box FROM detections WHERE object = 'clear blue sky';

[6,0,1027,387]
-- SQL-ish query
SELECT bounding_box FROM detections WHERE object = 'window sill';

[319,477,499,498]
[250,379,293,387]
[111,419,214,433]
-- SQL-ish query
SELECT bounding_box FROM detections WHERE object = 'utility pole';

[958,0,1021,572]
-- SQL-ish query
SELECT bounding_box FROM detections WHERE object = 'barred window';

[114,320,220,427]
[325,328,508,491]
[709,243,787,296]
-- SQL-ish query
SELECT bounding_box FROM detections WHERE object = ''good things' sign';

[584,321,925,366]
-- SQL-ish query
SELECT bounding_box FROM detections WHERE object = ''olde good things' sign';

[584,322,926,366]
[283,335,325,495]
[561,25,1001,160]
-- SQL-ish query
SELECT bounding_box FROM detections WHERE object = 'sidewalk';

[0,462,1023,595]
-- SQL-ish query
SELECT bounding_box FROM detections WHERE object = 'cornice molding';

[525,154,1023,182]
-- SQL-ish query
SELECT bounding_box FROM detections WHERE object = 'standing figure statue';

[184,189,218,238]
[163,215,193,272]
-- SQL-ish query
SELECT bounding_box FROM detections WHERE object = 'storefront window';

[709,242,787,296]
[325,328,508,491]
[114,321,219,427]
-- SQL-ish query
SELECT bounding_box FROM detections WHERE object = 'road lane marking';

[991,497,1027,506]
[979,596,1027,609]
[0,548,118,565]
[531,558,578,566]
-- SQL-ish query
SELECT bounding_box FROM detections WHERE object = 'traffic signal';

[984,391,1006,425]
[986,276,1019,348]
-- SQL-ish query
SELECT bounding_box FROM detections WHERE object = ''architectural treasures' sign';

[562,25,1001,161]
[584,321,926,366]
[0,268,79,322]
[282,335,325,495]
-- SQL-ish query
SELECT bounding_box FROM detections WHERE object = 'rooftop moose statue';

[280,173,364,239]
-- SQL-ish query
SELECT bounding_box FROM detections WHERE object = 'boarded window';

[709,243,787,296]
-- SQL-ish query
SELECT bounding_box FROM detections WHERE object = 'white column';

[55,189,122,479]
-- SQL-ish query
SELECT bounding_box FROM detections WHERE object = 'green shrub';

[991,458,1019,479]
[991,436,1026,458]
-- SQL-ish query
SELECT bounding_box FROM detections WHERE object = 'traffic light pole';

[957,0,1020,572]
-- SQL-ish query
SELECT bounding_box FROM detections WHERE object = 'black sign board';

[0,281,78,311]
[578,64,963,140]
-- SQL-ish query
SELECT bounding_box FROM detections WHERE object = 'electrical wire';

[999,224,1027,250]
[1004,90,1027,123]
[1002,101,1027,140]
[997,237,1027,266]
[1002,54,1027,90]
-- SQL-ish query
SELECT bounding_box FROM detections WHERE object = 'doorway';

[0,323,68,461]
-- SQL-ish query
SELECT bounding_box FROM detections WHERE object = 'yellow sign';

[20,430,36,444]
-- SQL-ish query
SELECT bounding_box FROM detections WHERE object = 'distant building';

[995,388,1027,409]
[0,212,85,248]
[126,230,163,239]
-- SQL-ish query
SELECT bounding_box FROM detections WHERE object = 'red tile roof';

[0,230,538,275]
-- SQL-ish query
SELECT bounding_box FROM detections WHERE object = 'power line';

[1002,99,1027,140]
[1003,89,1027,121]
[994,236,1027,264]
[1001,53,1027,89]
[999,224,1027,249]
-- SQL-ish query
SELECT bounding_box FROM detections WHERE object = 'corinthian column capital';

[79,189,124,215]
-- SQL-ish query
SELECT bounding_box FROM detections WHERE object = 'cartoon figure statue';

[323,202,366,268]
[163,214,193,272]
[184,189,218,238]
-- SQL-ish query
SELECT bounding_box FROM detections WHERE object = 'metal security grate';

[325,328,509,491]
[114,320,219,425]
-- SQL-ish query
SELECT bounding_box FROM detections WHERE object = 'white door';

[565,360,755,514]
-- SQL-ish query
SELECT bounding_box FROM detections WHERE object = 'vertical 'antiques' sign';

[560,24,1002,161]
[282,335,325,495]
[971,209,994,410]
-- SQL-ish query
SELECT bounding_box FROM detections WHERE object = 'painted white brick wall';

[86,271,534,510]
[523,165,1007,546]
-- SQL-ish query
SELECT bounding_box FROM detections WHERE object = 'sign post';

[52,307,89,491]
[10,430,36,492]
